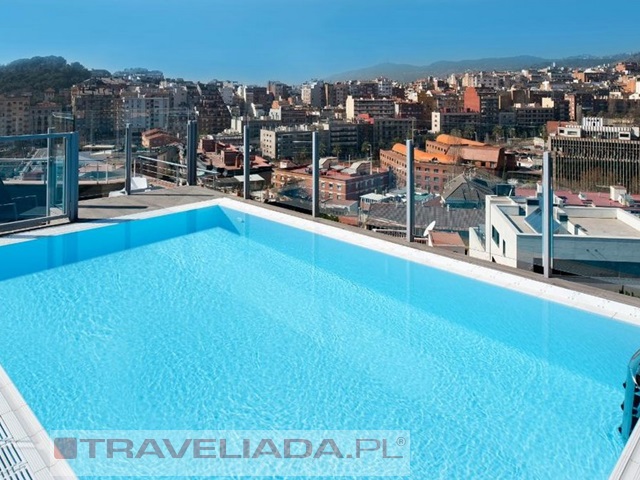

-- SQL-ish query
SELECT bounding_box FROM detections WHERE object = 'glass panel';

[0,132,72,230]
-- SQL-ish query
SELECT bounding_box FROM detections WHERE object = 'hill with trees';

[0,56,91,95]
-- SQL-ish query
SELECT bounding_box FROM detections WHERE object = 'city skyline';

[2,0,640,84]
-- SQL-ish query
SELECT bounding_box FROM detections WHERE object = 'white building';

[469,190,640,279]
[301,80,324,108]
[345,96,395,120]
[376,77,393,97]
[218,85,235,105]
[120,94,170,133]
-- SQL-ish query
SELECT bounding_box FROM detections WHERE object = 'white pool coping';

[2,196,640,479]
[0,365,76,479]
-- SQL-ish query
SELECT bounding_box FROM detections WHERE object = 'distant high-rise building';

[0,94,31,136]
[549,117,640,193]
[72,79,124,144]
[268,81,290,101]
[196,83,232,135]
[346,96,395,120]
[301,81,325,108]
[376,77,393,98]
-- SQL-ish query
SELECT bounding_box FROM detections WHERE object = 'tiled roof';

[436,134,485,147]
[430,231,466,247]
[460,146,501,163]
[391,144,456,164]
[366,203,483,232]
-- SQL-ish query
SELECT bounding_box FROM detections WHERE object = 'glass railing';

[0,131,79,233]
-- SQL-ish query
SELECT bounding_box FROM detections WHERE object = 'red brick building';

[273,159,389,201]
[379,143,463,193]
[141,129,179,149]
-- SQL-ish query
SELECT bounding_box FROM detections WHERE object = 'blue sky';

[1,0,639,84]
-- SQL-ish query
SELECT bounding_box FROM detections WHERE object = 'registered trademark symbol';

[396,437,406,447]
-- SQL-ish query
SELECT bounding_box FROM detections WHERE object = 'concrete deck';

[77,185,222,221]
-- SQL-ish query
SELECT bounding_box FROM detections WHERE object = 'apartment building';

[119,93,170,134]
[0,94,31,136]
[273,158,389,201]
[301,81,324,108]
[379,143,463,192]
[260,127,324,160]
[72,79,125,144]
[346,96,395,120]
[196,83,232,135]
[549,117,640,193]
[464,87,499,125]
[431,111,481,134]
[30,101,58,134]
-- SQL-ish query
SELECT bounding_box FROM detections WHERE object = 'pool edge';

[0,365,76,479]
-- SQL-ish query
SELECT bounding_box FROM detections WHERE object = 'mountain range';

[325,53,637,82]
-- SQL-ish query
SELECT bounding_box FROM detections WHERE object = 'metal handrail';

[621,349,640,441]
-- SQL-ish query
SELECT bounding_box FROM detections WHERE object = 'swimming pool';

[1,199,639,478]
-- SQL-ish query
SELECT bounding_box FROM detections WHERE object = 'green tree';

[463,125,476,140]
[492,125,504,142]
[361,141,372,158]
[0,56,91,95]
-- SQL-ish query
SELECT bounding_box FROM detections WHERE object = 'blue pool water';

[0,205,639,479]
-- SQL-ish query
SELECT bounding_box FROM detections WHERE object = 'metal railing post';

[542,151,553,278]
[125,123,132,195]
[46,127,55,217]
[187,120,198,185]
[312,131,319,217]
[243,124,250,199]
[406,139,415,242]
[67,132,79,222]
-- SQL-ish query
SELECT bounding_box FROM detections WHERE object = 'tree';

[332,145,342,159]
[0,56,91,95]
[361,141,372,158]
[463,125,476,141]
[492,125,504,143]
[450,128,462,138]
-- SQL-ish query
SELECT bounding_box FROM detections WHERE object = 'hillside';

[0,56,91,95]
[326,52,636,82]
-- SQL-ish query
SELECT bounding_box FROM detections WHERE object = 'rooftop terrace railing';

[0,130,79,233]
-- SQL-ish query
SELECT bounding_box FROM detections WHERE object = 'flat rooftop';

[501,205,640,238]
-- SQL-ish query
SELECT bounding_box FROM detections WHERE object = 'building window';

[502,240,506,255]
[329,183,333,189]
[492,226,500,246]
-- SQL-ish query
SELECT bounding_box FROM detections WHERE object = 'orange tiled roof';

[391,143,456,164]
[435,134,485,147]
